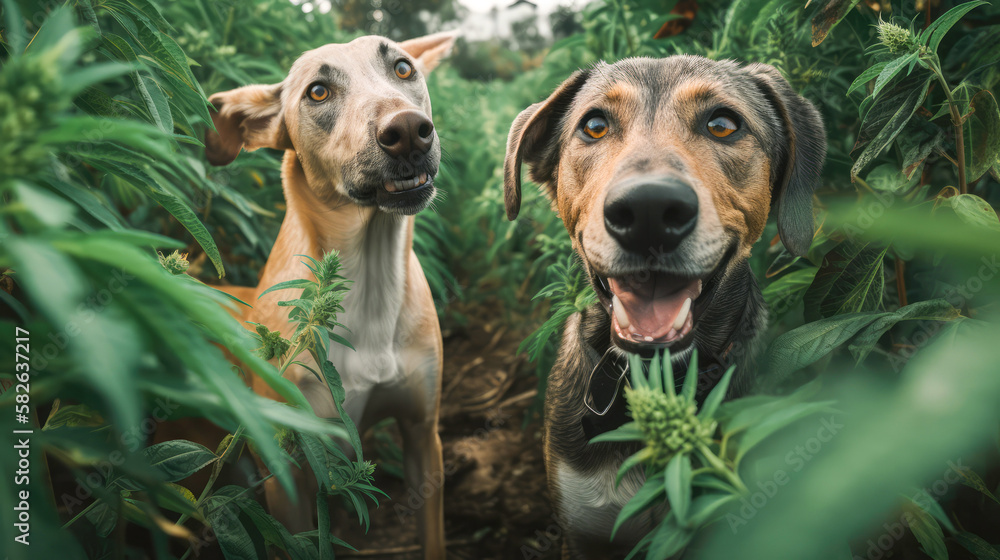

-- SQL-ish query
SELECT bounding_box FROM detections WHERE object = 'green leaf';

[590,422,643,444]
[810,0,864,46]
[698,365,735,421]
[647,516,693,560]
[664,453,692,522]
[2,0,27,53]
[138,71,173,133]
[847,299,958,363]
[847,61,889,97]
[687,492,738,527]
[766,301,960,382]
[920,1,989,53]
[736,401,838,460]
[142,440,218,482]
[964,90,1000,182]
[258,278,317,299]
[952,467,1000,505]
[871,53,920,101]
[611,472,666,539]
[907,489,956,532]
[680,349,698,403]
[851,75,931,178]
[205,494,257,560]
[939,194,1000,233]
[953,531,1000,560]
[804,241,886,322]
[902,498,949,560]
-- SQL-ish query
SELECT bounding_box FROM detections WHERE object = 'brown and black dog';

[504,56,825,558]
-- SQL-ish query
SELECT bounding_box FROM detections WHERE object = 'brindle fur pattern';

[504,56,825,558]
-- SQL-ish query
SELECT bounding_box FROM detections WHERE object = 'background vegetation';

[1,0,998,558]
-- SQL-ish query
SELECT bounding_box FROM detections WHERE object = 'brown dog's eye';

[308,84,329,102]
[583,116,609,139]
[707,115,738,138]
[394,60,413,79]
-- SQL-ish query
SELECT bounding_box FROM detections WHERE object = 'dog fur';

[206,32,456,559]
[504,55,826,558]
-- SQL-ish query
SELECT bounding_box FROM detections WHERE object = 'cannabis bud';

[158,251,190,275]
[254,323,290,360]
[877,20,917,54]
[625,385,716,466]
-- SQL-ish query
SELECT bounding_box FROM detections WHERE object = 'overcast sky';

[457,0,583,17]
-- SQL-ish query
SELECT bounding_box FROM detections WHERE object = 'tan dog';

[205,33,456,559]
[504,56,825,558]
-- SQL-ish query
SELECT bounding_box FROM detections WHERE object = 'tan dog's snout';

[603,176,699,255]
[377,109,435,159]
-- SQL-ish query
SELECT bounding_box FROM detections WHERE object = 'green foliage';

[594,351,835,558]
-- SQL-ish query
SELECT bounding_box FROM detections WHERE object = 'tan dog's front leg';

[400,418,446,559]
[256,453,317,534]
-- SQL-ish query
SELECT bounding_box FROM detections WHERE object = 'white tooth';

[386,183,397,192]
[644,336,653,342]
[673,298,692,330]
[612,295,630,329]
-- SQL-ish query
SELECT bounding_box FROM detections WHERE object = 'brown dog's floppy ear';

[503,69,590,220]
[746,63,826,257]
[399,31,458,74]
[205,83,291,166]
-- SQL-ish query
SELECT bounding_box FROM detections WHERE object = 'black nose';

[377,110,434,159]
[603,178,699,254]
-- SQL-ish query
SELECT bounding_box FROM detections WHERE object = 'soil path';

[333,319,560,559]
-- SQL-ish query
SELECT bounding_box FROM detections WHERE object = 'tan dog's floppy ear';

[399,31,458,74]
[503,69,590,220]
[205,83,291,166]
[746,64,826,257]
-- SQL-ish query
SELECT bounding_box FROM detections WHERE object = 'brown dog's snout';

[377,110,434,159]
[604,177,699,254]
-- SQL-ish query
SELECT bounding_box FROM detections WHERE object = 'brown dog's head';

[505,56,825,354]
[205,32,456,215]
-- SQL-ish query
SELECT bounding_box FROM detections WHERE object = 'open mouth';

[384,172,430,194]
[592,263,725,351]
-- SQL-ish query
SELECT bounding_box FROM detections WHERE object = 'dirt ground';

[331,316,560,560]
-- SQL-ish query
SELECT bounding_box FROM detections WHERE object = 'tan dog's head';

[205,32,456,215]
[505,56,825,353]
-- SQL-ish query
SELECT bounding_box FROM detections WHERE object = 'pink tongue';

[609,275,695,337]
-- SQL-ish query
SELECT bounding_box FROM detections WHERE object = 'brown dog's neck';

[259,152,413,305]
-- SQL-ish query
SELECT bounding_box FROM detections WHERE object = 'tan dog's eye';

[394,60,413,79]
[707,115,738,138]
[583,116,609,139]
[308,83,329,102]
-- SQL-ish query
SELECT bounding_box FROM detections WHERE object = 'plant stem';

[62,499,100,529]
[929,58,968,193]
[895,257,908,307]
